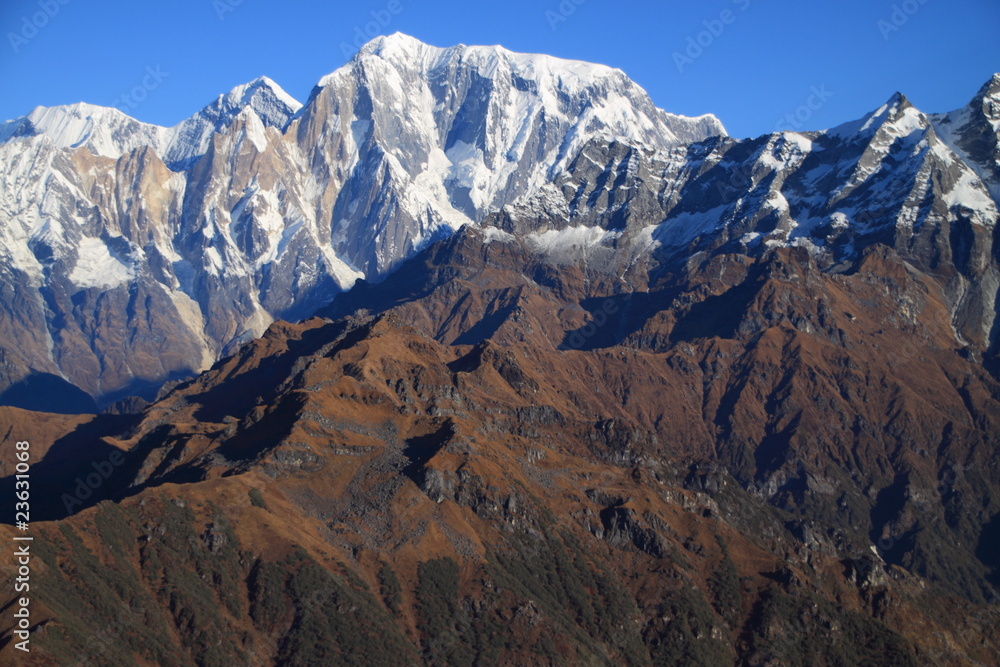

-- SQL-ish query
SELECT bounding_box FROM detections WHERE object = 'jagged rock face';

[273,33,725,279]
[0,81,327,406]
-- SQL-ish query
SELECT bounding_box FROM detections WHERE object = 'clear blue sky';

[1,0,997,138]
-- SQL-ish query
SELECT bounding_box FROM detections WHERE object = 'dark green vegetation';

[487,527,648,665]
[378,561,403,616]
[647,587,733,666]
[248,487,268,510]
[26,498,414,666]
[742,589,919,667]
[13,491,933,667]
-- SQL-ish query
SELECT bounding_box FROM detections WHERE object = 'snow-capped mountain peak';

[355,31,433,59]
[325,34,726,144]
[829,92,928,142]
[980,72,1000,98]
[300,34,727,274]
[203,76,302,129]
[355,31,622,84]
[1,102,163,158]
[158,76,301,167]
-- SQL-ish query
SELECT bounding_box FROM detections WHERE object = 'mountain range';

[3,33,996,410]
[0,34,999,666]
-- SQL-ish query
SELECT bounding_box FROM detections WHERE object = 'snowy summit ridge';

[0,76,302,167]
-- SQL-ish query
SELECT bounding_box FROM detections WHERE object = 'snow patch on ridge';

[525,225,619,256]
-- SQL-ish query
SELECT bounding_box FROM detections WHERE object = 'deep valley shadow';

[0,372,97,415]
[0,412,139,523]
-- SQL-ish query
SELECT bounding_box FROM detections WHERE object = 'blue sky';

[1,0,997,138]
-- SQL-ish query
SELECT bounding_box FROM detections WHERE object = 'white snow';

[69,237,135,289]
[525,225,618,255]
[828,94,927,143]
[481,226,516,244]
[312,32,725,231]
[239,111,269,152]
[203,246,224,276]
[945,171,998,223]
[931,103,1000,201]
[446,140,486,191]
[655,204,732,246]
[227,76,303,117]
[828,212,850,229]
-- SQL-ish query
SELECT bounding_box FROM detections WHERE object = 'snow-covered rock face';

[294,33,725,275]
[544,87,998,354]
[648,92,998,255]
[931,74,1000,201]
[0,33,996,407]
